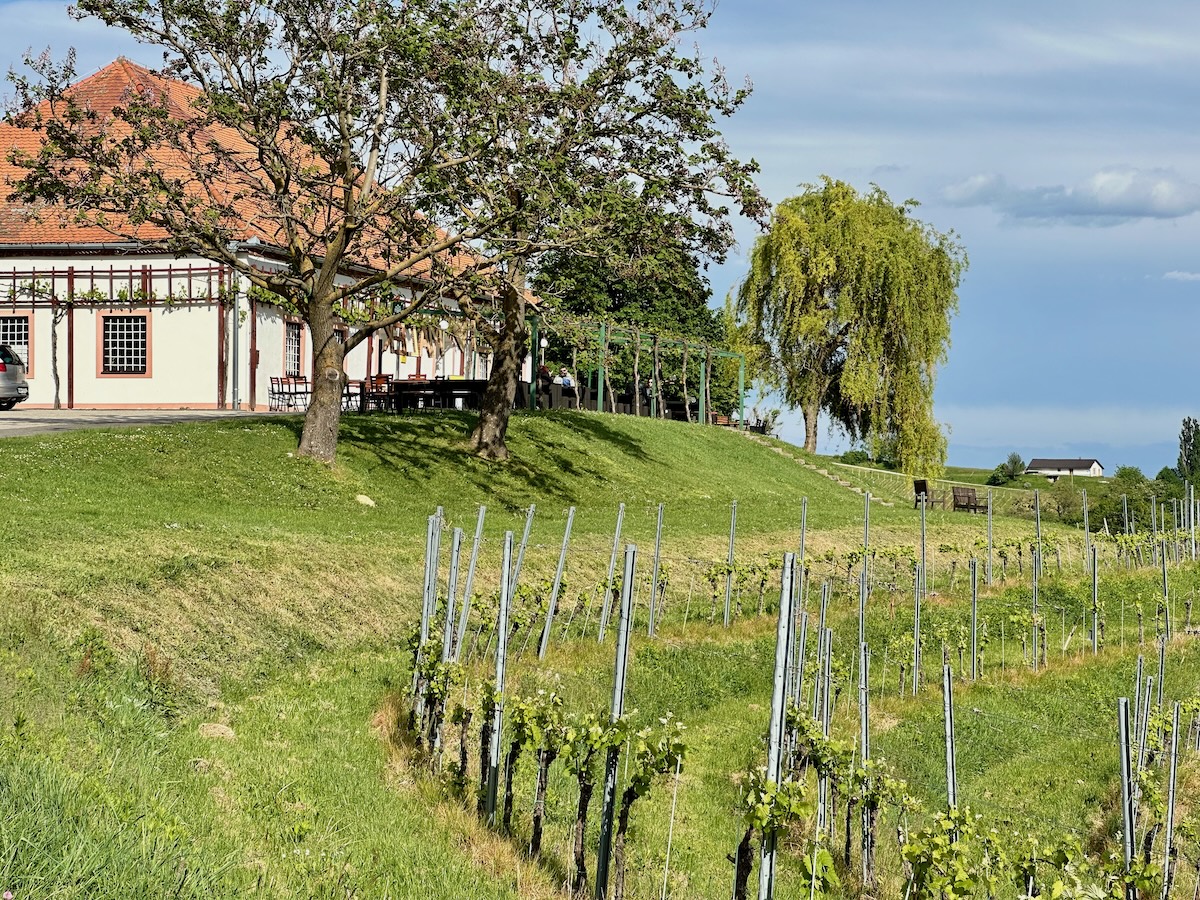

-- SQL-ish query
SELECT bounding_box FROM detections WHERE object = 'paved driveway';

[0,408,288,438]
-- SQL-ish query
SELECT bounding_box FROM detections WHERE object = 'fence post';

[970,559,978,681]
[509,504,535,594]
[649,503,664,636]
[724,500,737,627]
[442,528,463,663]
[595,544,638,899]
[1163,702,1181,900]
[1034,489,1042,564]
[413,513,441,716]
[859,493,870,651]
[913,563,921,696]
[485,532,514,826]
[920,494,928,598]
[540,507,575,659]
[987,489,994,585]
[1191,483,1196,561]
[1032,549,1040,673]
[1083,489,1091,566]
[453,505,486,661]
[1119,697,1137,900]
[942,664,958,810]
[758,554,795,900]
[598,503,626,641]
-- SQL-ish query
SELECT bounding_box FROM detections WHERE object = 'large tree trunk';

[802,398,819,452]
[298,301,348,463]
[472,281,528,460]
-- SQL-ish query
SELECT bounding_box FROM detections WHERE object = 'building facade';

[0,254,504,411]
[1025,458,1104,481]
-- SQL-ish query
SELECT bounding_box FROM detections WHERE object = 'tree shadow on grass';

[262,409,657,507]
[533,409,654,464]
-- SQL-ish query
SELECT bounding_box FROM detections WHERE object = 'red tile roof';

[0,59,465,284]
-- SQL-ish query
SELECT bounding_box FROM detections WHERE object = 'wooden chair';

[913,479,947,510]
[365,374,393,411]
[952,486,986,513]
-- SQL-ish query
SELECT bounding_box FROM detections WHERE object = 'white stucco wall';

[3,253,525,410]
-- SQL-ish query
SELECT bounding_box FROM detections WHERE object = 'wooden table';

[353,378,492,412]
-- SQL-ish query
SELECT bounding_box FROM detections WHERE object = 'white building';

[0,60,521,411]
[0,256,499,411]
[1025,458,1104,481]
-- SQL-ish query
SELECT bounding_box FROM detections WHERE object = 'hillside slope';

[1,409,1185,900]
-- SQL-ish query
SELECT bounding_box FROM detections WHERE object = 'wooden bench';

[913,479,947,509]
[952,486,986,513]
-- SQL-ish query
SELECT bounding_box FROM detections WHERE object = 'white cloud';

[942,166,1200,225]
[1163,270,1200,281]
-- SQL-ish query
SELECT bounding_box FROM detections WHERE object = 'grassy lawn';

[0,409,1197,899]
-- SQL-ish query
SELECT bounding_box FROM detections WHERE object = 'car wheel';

[0,400,16,411]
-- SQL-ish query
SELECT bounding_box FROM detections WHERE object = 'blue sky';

[2,0,1198,475]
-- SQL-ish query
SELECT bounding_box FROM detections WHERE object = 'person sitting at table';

[559,366,579,409]
[536,364,553,409]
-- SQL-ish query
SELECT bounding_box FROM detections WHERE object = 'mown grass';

[0,409,1197,899]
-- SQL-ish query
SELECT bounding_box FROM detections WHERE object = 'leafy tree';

[1178,416,1200,481]
[7,0,764,463]
[533,192,723,341]
[534,196,771,421]
[986,452,1026,486]
[1114,465,1148,485]
[738,178,966,475]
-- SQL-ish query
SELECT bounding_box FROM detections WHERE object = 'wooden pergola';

[527,317,748,429]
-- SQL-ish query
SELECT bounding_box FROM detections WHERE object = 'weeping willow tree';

[737,178,966,476]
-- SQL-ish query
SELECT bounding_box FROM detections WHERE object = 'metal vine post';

[595,543,637,898]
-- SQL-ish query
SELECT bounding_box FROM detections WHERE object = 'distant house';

[1025,458,1104,481]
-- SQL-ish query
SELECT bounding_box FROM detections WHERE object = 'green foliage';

[738,177,966,474]
[623,713,687,800]
[741,768,808,834]
[987,452,1026,485]
[10,0,765,461]
[1178,416,1200,480]
[532,191,724,341]
[561,710,624,780]
[798,846,840,894]
[903,807,998,900]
